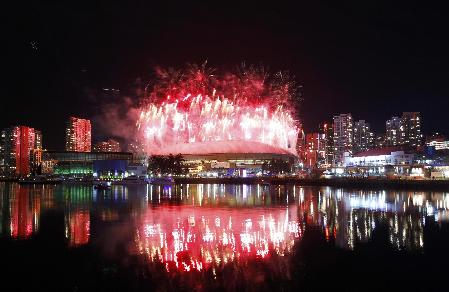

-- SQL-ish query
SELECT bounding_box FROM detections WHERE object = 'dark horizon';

[3,1,449,150]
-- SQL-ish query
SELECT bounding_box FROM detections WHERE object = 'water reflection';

[10,187,40,239]
[0,182,448,269]
[143,185,449,254]
[137,206,301,272]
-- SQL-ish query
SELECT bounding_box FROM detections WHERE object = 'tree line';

[262,159,291,175]
[148,154,187,176]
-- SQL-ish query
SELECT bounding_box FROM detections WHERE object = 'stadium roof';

[150,140,297,157]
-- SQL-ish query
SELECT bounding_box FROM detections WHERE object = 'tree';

[262,159,291,175]
[148,153,187,176]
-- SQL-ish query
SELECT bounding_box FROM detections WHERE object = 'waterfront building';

[400,112,422,147]
[0,129,5,173]
[385,112,422,147]
[427,141,449,151]
[319,122,334,167]
[93,139,121,152]
[35,130,42,150]
[41,151,132,176]
[425,133,448,151]
[386,116,402,146]
[342,146,420,177]
[333,114,353,165]
[374,133,387,148]
[344,147,414,167]
[65,117,92,152]
[0,126,42,176]
[296,129,306,162]
[353,120,374,153]
[304,133,326,168]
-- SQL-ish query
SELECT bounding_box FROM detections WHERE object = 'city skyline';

[0,110,443,152]
[3,2,449,149]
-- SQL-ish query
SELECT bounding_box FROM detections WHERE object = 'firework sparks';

[137,64,300,155]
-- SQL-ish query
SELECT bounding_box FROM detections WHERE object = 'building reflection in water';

[0,182,449,271]
[7,185,41,239]
[62,186,92,246]
[64,185,133,245]
[66,210,90,247]
[136,184,449,271]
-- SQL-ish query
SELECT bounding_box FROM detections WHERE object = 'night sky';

[3,1,449,150]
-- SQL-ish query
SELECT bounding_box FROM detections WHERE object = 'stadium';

[136,64,301,176]
[150,140,298,177]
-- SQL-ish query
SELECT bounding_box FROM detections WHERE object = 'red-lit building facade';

[319,122,334,167]
[0,126,42,176]
[65,117,92,152]
[304,133,326,168]
[93,139,121,152]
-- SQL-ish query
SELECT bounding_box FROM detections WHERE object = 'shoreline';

[174,177,449,191]
[1,177,449,191]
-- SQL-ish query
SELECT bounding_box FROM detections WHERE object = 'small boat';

[149,177,175,185]
[260,180,271,186]
[94,182,111,190]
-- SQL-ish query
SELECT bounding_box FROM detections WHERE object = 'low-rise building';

[338,147,420,177]
[426,140,449,151]
[93,139,121,152]
[41,151,133,176]
[344,147,414,167]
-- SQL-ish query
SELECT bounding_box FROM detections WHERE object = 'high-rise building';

[400,112,422,147]
[319,122,334,166]
[35,130,42,150]
[374,133,387,148]
[93,139,121,152]
[304,133,326,168]
[296,129,306,162]
[386,113,422,147]
[353,120,373,153]
[333,114,353,165]
[386,116,401,146]
[65,117,92,152]
[0,129,6,173]
[0,126,42,176]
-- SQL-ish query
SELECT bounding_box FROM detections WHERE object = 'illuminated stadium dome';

[152,140,297,161]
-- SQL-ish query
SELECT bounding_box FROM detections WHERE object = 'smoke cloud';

[92,95,141,149]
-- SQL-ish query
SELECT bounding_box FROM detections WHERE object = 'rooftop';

[149,140,297,157]
[353,146,411,157]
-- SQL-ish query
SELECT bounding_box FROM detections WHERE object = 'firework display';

[137,64,300,155]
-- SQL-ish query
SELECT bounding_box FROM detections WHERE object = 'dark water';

[0,182,448,291]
